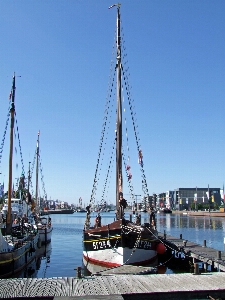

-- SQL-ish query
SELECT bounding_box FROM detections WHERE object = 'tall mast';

[115,5,122,214]
[6,73,16,234]
[35,131,40,209]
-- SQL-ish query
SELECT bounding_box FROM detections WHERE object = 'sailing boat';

[83,5,163,268]
[0,73,39,278]
[33,132,53,245]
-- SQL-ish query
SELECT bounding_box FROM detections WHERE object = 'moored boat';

[35,215,52,244]
[32,132,53,244]
[158,208,172,214]
[0,74,39,278]
[42,208,74,215]
[83,5,164,269]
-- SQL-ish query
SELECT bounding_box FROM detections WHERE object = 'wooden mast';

[6,73,16,234]
[35,131,40,210]
[115,4,123,218]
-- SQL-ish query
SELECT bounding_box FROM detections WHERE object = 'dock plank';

[1,273,225,299]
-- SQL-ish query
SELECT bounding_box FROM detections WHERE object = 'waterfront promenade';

[127,209,225,217]
[169,209,225,217]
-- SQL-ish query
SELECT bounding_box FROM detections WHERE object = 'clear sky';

[0,0,225,206]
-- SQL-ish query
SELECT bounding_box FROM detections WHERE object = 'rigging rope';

[121,26,149,198]
[14,112,25,178]
[0,107,10,167]
[29,145,47,201]
[101,138,115,204]
[89,30,117,208]
[0,102,25,189]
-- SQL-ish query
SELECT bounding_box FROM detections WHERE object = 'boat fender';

[156,242,166,255]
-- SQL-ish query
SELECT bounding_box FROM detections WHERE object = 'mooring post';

[203,240,206,247]
[211,261,215,272]
[180,234,182,239]
[76,266,82,278]
[183,240,187,247]
[129,214,132,222]
[194,263,199,275]
[217,250,221,260]
[164,230,166,239]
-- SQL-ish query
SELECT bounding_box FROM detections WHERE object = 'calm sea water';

[17,211,225,278]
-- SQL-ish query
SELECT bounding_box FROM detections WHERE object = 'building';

[169,187,222,210]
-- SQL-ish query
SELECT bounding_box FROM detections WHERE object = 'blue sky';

[0,0,225,206]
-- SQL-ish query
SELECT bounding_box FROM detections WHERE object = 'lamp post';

[195,186,197,211]
[208,184,210,213]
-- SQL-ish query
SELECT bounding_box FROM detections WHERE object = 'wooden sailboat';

[33,132,53,244]
[0,73,39,278]
[83,5,163,268]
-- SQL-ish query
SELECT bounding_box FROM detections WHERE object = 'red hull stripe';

[83,253,158,267]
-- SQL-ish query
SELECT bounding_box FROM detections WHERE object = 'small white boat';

[35,216,53,245]
[32,132,53,245]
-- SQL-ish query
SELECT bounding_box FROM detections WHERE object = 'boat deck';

[1,273,225,299]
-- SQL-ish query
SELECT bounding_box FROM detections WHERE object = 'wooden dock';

[159,232,225,272]
[91,265,157,276]
[1,273,225,299]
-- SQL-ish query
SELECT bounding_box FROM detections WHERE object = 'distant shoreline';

[124,209,225,217]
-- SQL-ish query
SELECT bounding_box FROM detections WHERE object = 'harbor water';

[16,211,225,278]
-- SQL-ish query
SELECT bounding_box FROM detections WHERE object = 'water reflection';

[11,243,52,278]
[155,213,225,251]
[8,212,225,278]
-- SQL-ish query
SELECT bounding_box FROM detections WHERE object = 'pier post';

[194,263,199,275]
[203,240,206,247]
[204,263,208,271]
[217,251,221,260]
[183,240,187,247]
[76,267,82,278]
